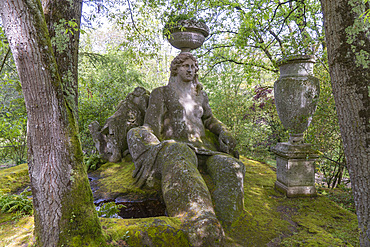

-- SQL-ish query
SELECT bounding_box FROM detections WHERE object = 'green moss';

[223,157,291,246]
[0,213,34,246]
[0,157,360,246]
[223,157,359,246]
[57,164,107,247]
[90,161,160,199]
[101,216,189,246]
[280,197,359,246]
[0,163,29,193]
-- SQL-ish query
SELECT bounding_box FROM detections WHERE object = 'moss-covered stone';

[89,161,160,203]
[101,217,189,246]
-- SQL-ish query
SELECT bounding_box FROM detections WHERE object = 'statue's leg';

[159,142,224,247]
[206,155,246,226]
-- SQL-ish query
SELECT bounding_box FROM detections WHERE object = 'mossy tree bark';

[0,0,105,246]
[42,0,82,117]
[321,0,370,246]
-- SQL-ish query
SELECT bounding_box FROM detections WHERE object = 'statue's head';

[170,52,199,78]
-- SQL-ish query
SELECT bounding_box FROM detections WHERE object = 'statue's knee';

[206,155,245,181]
[159,142,198,169]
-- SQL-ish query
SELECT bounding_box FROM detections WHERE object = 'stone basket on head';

[165,19,209,52]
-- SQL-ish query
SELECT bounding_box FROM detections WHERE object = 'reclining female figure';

[127,52,245,246]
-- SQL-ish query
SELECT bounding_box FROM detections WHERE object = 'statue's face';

[178,58,196,82]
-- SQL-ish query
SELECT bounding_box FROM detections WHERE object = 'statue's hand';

[219,130,236,154]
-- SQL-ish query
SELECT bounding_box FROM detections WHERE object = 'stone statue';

[127,52,245,246]
[89,87,150,162]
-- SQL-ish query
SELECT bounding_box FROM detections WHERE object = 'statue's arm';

[202,91,237,155]
[143,87,165,138]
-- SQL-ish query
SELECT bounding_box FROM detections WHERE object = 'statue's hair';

[170,52,199,77]
[169,52,202,94]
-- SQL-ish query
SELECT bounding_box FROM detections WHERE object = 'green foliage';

[96,202,125,218]
[362,0,370,22]
[78,27,168,155]
[318,186,355,213]
[163,13,206,38]
[306,62,347,189]
[84,153,104,171]
[78,48,143,154]
[0,26,27,166]
[0,188,33,217]
[137,0,325,73]
[202,62,287,162]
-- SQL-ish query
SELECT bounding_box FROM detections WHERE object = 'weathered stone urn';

[274,55,320,144]
[165,19,209,52]
[272,55,320,197]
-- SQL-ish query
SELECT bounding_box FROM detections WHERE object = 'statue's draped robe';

[127,85,226,188]
[127,84,245,245]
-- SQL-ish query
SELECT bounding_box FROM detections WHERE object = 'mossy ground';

[90,160,160,200]
[0,213,34,246]
[0,157,359,246]
[0,163,29,193]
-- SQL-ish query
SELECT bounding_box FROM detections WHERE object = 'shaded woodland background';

[0,0,347,190]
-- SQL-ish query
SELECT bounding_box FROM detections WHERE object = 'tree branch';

[201,45,234,56]
[321,155,346,167]
[201,59,277,79]
[0,48,10,74]
[126,0,151,43]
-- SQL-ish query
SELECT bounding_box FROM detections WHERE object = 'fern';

[97,202,125,218]
[0,187,33,216]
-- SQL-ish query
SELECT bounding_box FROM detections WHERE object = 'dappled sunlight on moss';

[101,216,189,246]
[0,163,29,193]
[223,157,359,246]
[0,213,34,246]
[280,196,359,246]
[89,161,159,199]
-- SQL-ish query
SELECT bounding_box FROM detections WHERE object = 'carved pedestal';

[272,142,318,197]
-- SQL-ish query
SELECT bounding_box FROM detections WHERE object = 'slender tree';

[0,0,105,246]
[321,0,370,246]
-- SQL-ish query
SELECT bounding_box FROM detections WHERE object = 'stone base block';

[273,142,318,198]
[275,180,316,197]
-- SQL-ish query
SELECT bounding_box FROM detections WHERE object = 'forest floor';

[0,157,359,246]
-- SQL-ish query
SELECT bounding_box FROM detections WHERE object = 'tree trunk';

[321,0,370,246]
[42,0,82,116]
[0,0,105,246]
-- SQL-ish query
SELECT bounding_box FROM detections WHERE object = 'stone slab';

[275,180,316,197]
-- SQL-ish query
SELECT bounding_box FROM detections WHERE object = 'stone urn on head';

[272,55,320,197]
[164,18,209,53]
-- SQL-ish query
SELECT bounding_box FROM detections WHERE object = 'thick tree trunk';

[321,0,370,246]
[0,0,105,246]
[42,0,82,116]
